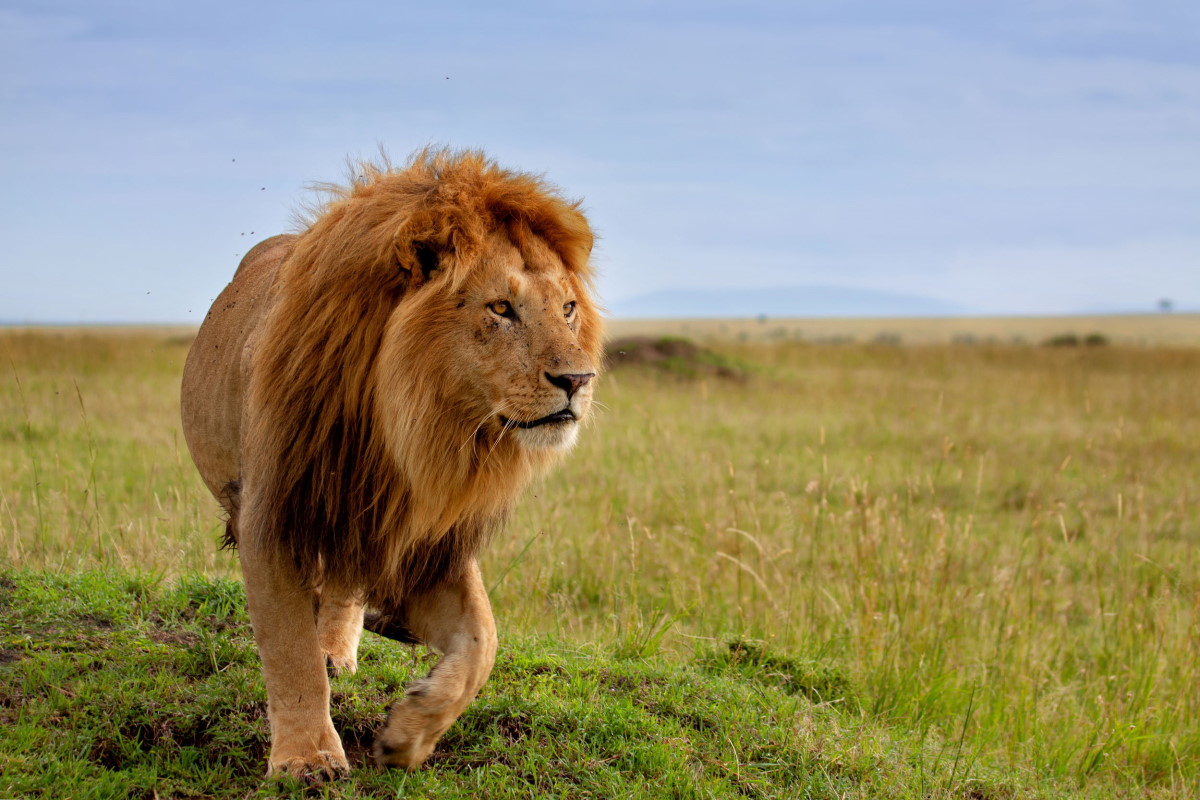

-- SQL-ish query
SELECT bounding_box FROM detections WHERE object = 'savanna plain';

[1,317,1197,799]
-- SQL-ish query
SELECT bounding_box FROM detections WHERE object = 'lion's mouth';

[501,409,577,429]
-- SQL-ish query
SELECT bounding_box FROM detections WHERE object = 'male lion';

[180,149,601,778]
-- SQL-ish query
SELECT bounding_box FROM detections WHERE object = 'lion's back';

[181,234,295,501]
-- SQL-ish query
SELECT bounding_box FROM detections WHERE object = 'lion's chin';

[511,420,580,452]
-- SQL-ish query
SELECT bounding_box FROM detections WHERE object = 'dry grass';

[0,328,233,574]
[609,312,1200,347]
[2,322,1198,794]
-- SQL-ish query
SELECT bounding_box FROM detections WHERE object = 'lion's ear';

[414,242,440,284]
[395,239,441,291]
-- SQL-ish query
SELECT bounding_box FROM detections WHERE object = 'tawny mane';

[243,149,600,607]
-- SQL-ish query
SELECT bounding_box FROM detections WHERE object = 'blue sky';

[2,0,1198,322]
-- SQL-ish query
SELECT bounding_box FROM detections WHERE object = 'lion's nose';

[545,371,595,400]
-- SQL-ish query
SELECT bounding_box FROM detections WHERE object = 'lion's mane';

[241,149,601,607]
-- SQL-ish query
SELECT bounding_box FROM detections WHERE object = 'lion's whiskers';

[459,400,517,458]
[480,411,523,471]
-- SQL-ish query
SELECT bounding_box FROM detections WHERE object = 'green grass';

[2,326,1198,797]
[1,569,1081,799]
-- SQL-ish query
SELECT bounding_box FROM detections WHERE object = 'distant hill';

[609,285,966,318]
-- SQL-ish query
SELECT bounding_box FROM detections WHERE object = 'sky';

[1,0,1198,322]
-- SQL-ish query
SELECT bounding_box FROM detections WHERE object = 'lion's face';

[461,235,598,451]
[380,231,600,457]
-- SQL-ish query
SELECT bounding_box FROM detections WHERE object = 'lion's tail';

[219,479,242,550]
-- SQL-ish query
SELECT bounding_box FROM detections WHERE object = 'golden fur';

[246,149,599,605]
[181,148,601,776]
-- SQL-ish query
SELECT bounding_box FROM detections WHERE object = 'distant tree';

[1158,299,1174,313]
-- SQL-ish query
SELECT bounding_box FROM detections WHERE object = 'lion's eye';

[488,300,515,319]
[563,301,576,318]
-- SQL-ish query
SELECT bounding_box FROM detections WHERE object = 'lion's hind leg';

[315,585,365,676]
[373,560,498,770]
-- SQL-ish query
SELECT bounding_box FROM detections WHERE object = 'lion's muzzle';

[545,371,594,400]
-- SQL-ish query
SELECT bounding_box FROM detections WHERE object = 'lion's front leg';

[374,560,498,770]
[238,513,348,780]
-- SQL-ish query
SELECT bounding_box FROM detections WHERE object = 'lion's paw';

[372,701,449,770]
[324,650,358,677]
[373,733,437,771]
[267,750,350,783]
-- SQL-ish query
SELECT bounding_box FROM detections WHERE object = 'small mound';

[603,336,745,380]
[1042,332,1110,347]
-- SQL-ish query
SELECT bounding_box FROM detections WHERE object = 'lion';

[180,149,602,778]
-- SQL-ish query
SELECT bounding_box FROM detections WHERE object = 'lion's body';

[182,234,292,500]
[180,150,601,777]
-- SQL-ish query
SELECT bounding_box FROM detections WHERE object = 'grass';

[2,324,1199,797]
[0,329,221,573]
[606,312,1200,347]
[0,569,1080,799]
